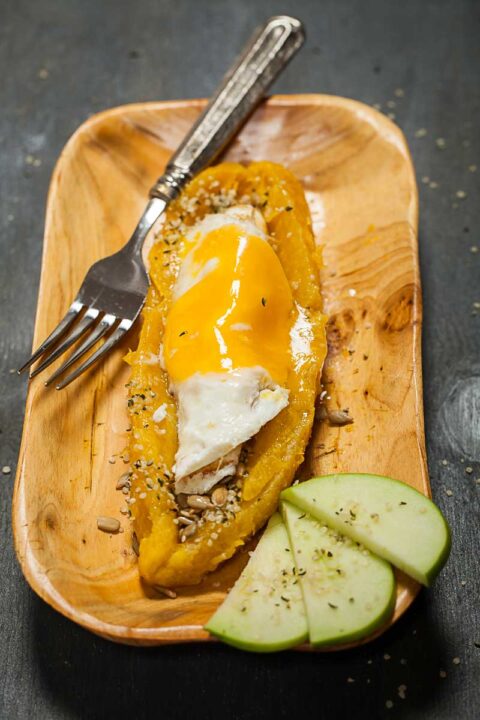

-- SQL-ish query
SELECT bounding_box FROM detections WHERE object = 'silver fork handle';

[150,15,305,202]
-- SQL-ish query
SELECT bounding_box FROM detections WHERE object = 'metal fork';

[18,15,305,389]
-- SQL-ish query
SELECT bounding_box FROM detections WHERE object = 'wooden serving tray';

[13,95,424,647]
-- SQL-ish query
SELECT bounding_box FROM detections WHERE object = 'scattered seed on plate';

[387,100,396,109]
[456,190,466,199]
[2,466,11,474]
[394,88,405,97]
[439,670,447,678]
[328,409,354,427]
[441,459,448,466]
[97,516,121,533]
[453,657,461,665]
[421,176,430,184]
[132,532,140,556]
[153,585,177,599]
[470,246,479,254]
[116,473,130,490]
[347,677,355,683]
[398,685,407,700]
[384,653,391,661]
[435,138,446,149]
[468,164,477,172]
[445,489,453,496]
[414,128,427,138]
[385,700,394,709]
[429,181,439,189]
[465,467,473,474]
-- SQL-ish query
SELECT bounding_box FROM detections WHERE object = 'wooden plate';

[13,95,424,647]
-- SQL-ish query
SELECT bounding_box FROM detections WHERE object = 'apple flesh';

[282,473,451,586]
[205,513,307,652]
[282,501,395,648]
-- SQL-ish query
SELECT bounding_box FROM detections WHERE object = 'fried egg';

[161,205,294,495]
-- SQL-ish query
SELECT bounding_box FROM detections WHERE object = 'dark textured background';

[1,1,479,718]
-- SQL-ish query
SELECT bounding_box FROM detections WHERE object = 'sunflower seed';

[187,495,214,510]
[176,493,189,509]
[178,516,195,526]
[153,585,177,599]
[180,523,197,541]
[328,409,354,426]
[211,486,228,507]
[97,516,121,533]
[116,472,131,490]
[132,532,140,556]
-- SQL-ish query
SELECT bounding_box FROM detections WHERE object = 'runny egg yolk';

[164,223,294,384]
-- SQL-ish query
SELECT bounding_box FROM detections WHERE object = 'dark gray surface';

[1,0,479,718]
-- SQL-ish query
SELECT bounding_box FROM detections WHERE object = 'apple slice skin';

[282,501,396,648]
[282,474,451,587]
[205,513,308,652]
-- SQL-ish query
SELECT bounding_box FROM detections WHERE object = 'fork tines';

[18,301,132,389]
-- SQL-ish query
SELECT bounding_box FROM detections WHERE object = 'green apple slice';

[205,513,307,652]
[282,502,395,647]
[282,474,451,586]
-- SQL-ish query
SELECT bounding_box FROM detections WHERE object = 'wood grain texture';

[13,94,423,647]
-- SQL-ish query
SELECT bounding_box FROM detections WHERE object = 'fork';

[18,15,305,389]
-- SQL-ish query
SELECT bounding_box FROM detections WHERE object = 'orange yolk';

[164,224,294,384]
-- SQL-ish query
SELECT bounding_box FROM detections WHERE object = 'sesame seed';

[445,489,453,497]
[421,176,430,184]
[414,128,427,138]
[108,456,116,464]
[435,138,446,149]
[38,68,49,79]
[429,181,439,189]
[465,467,473,474]
[2,466,11,474]
[439,670,447,678]
[347,677,355,683]
[453,657,461,665]
[384,653,391,660]
[469,164,477,172]
[394,88,405,97]
[398,685,407,700]
[386,700,394,709]
[441,459,448,466]
[456,190,467,199]
[470,246,479,254]
[387,100,396,109]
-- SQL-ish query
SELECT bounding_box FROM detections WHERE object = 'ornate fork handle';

[150,15,305,202]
